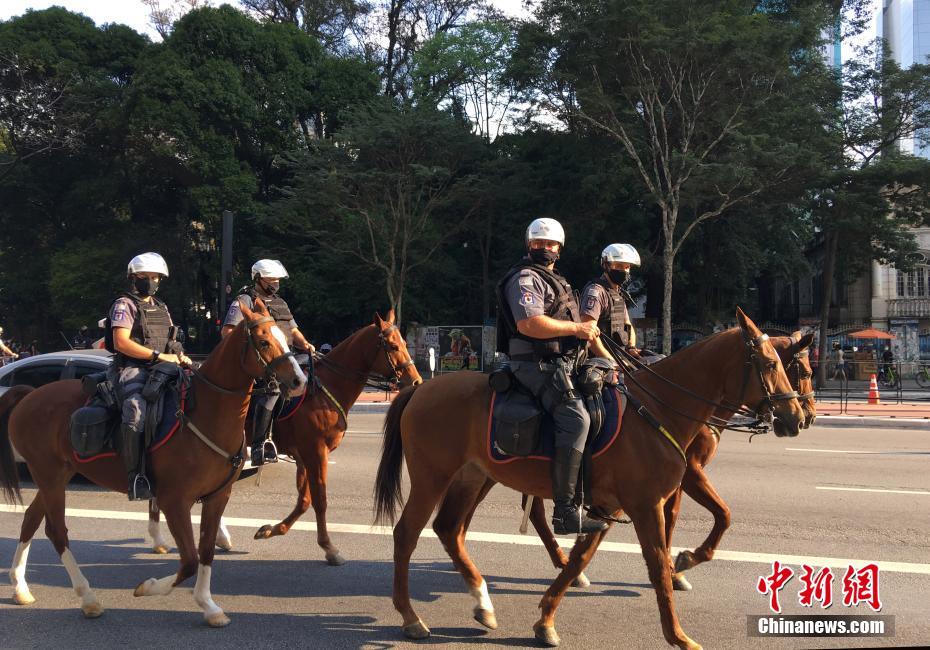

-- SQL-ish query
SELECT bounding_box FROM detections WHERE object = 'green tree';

[514,0,842,353]
[266,101,487,323]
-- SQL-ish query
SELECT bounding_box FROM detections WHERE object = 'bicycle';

[878,365,899,389]
[917,364,930,389]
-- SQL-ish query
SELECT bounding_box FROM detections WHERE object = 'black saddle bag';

[70,404,114,457]
[490,365,543,457]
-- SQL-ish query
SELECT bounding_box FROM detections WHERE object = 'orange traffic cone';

[868,374,880,405]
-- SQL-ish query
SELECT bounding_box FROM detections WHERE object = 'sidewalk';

[816,400,929,419]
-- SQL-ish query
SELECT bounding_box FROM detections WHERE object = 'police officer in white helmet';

[106,252,191,500]
[581,243,641,361]
[222,259,314,465]
[495,218,608,535]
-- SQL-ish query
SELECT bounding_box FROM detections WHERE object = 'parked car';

[1,349,257,474]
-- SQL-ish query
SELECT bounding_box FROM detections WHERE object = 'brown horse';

[145,311,422,562]
[0,300,305,625]
[373,309,804,649]
[497,331,816,592]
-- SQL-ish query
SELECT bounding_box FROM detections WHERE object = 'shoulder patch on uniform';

[111,304,130,323]
[518,275,534,287]
[519,290,535,306]
[584,295,597,311]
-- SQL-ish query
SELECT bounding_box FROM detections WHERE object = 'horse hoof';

[678,636,701,650]
[206,612,231,628]
[402,619,431,640]
[674,550,697,573]
[672,573,693,591]
[13,590,35,605]
[215,539,233,552]
[534,623,560,647]
[325,552,346,566]
[152,544,169,555]
[253,525,274,540]
[133,578,156,597]
[571,572,591,588]
[82,602,104,618]
[473,607,498,629]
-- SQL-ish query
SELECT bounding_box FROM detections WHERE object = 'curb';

[814,416,929,431]
[347,403,929,430]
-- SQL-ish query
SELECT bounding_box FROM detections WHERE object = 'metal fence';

[815,360,930,408]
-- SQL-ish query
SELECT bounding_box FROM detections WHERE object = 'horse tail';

[374,384,420,526]
[0,385,32,505]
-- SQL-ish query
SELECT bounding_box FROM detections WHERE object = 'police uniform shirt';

[503,266,556,356]
[223,294,298,332]
[580,279,611,322]
[109,296,174,331]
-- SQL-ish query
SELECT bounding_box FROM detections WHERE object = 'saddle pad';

[72,382,188,463]
[488,386,626,464]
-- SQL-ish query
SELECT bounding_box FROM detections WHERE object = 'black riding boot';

[551,447,608,535]
[249,406,278,466]
[120,423,152,501]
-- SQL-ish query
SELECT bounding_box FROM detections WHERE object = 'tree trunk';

[815,228,839,388]
[662,237,675,356]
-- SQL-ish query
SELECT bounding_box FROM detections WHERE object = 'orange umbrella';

[848,328,896,340]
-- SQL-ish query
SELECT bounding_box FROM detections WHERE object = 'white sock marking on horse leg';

[148,520,169,550]
[10,541,33,602]
[216,519,232,549]
[136,573,176,596]
[61,548,99,609]
[193,564,225,622]
[469,579,494,613]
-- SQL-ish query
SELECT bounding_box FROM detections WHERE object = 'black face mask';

[607,269,630,287]
[133,276,160,297]
[528,248,559,265]
[259,280,280,296]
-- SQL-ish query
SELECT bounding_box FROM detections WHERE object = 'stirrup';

[129,474,153,501]
[260,438,279,464]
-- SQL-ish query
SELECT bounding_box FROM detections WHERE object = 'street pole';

[220,210,234,320]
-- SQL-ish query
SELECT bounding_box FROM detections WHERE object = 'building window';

[919,267,926,297]
[897,264,930,297]
[897,270,906,297]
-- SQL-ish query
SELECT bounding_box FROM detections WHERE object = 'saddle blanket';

[73,382,188,463]
[488,386,626,464]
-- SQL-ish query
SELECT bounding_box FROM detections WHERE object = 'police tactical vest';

[586,277,630,346]
[110,292,172,365]
[496,260,580,359]
[243,286,295,345]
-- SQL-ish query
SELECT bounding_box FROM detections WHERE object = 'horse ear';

[373,312,385,327]
[798,332,815,351]
[735,307,761,336]
[239,298,254,320]
[385,308,395,325]
[253,297,269,315]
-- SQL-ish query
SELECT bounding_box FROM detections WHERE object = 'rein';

[313,324,413,392]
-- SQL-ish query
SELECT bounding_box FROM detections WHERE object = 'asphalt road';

[1,416,928,649]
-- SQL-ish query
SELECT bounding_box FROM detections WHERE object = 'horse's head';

[373,310,422,388]
[735,308,804,437]
[784,331,816,428]
[240,298,307,397]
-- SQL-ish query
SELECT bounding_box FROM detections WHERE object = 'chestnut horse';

[0,300,305,626]
[145,310,422,562]
[486,331,816,593]
[373,309,804,650]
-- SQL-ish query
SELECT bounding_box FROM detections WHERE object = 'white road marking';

[786,448,885,454]
[2,504,928,575]
[816,486,930,496]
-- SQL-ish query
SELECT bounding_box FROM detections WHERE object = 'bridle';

[192,315,297,397]
[735,331,800,425]
[314,323,416,391]
[783,335,815,404]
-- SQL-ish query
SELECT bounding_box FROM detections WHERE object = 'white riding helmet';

[526,218,565,247]
[251,259,289,280]
[601,243,641,266]
[127,252,169,277]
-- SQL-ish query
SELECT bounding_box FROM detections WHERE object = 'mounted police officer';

[581,243,640,360]
[221,259,314,465]
[496,218,608,535]
[107,253,191,501]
